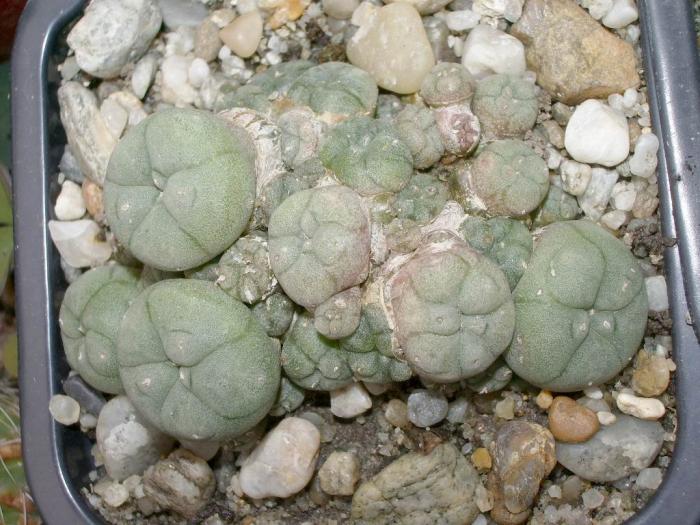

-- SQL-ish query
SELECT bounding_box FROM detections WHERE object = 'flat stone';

[510,0,640,104]
[556,414,664,482]
[352,443,480,524]
[97,396,175,481]
[319,451,361,496]
[347,3,435,94]
[58,82,117,185]
[143,449,215,518]
[615,392,665,420]
[407,389,449,428]
[239,417,321,499]
[330,382,373,419]
[67,0,162,79]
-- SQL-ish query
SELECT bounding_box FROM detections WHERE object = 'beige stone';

[510,0,640,104]
[471,448,492,470]
[548,396,599,443]
[219,11,263,59]
[346,3,435,94]
[632,350,671,397]
[319,451,361,496]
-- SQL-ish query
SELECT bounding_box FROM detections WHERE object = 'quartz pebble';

[582,488,604,509]
[67,0,162,79]
[583,386,603,399]
[548,396,599,443]
[143,449,215,518]
[443,10,481,32]
[407,389,449,428]
[318,451,361,496]
[559,160,592,197]
[82,179,105,222]
[55,180,86,221]
[511,0,639,104]
[158,0,209,28]
[577,167,619,221]
[102,482,130,507]
[565,100,630,168]
[239,417,321,499]
[323,0,359,19]
[645,275,669,312]
[582,0,613,19]
[49,394,81,426]
[536,390,553,410]
[219,11,263,59]
[629,133,660,178]
[384,399,410,428]
[330,382,373,418]
[602,0,638,29]
[461,25,525,79]
[556,414,664,482]
[472,0,523,22]
[100,99,129,140]
[382,0,451,15]
[347,3,435,94]
[160,55,197,106]
[597,411,617,426]
[615,392,666,420]
[635,467,663,490]
[58,82,117,185]
[494,397,515,420]
[131,54,158,99]
[48,219,112,268]
[97,397,174,481]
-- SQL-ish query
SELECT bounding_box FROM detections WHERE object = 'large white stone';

[67,0,162,79]
[97,396,174,481]
[48,219,112,268]
[55,180,86,221]
[461,24,526,79]
[347,3,435,94]
[239,417,321,499]
[330,382,372,418]
[58,82,117,185]
[565,99,630,167]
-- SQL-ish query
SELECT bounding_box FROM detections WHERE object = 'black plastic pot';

[10,0,700,523]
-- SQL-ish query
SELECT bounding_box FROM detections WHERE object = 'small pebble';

[219,11,263,59]
[461,24,526,78]
[597,411,617,426]
[645,275,669,312]
[80,413,98,429]
[632,349,671,397]
[582,487,605,509]
[62,375,106,416]
[443,9,481,32]
[494,397,515,420]
[407,389,449,428]
[384,399,410,428]
[100,98,129,140]
[536,390,553,410]
[474,483,493,512]
[601,210,628,230]
[364,382,391,396]
[447,397,470,423]
[583,386,604,400]
[561,475,583,503]
[331,382,373,418]
[194,18,221,62]
[49,394,81,426]
[578,167,619,221]
[471,447,492,470]
[48,219,112,268]
[547,485,562,499]
[322,0,359,19]
[318,451,361,496]
[55,180,86,221]
[602,0,638,29]
[131,54,158,99]
[616,392,666,420]
[548,396,600,443]
[103,482,129,508]
[472,515,488,525]
[629,133,659,178]
[239,417,321,499]
[635,467,663,490]
[565,99,630,167]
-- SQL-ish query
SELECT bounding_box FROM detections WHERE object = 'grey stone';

[407,389,449,428]
[158,0,209,28]
[556,414,664,482]
[63,375,106,416]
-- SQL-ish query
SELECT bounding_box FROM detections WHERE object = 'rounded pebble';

[548,396,599,443]
[319,451,361,495]
[632,349,671,397]
[55,180,86,221]
[635,467,663,490]
[564,99,630,167]
[615,392,666,420]
[49,394,81,426]
[582,488,604,509]
[330,383,373,419]
[219,11,263,59]
[461,25,526,79]
[407,389,449,428]
[384,399,410,428]
[471,448,492,470]
[536,390,553,410]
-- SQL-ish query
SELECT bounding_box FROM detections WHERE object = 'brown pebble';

[195,18,222,62]
[471,447,492,470]
[384,399,410,429]
[548,396,599,443]
[535,390,553,410]
[632,350,671,397]
[82,179,104,222]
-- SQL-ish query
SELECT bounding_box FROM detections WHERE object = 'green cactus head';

[472,74,538,138]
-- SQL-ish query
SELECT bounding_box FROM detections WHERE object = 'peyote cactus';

[465,357,513,394]
[287,62,379,120]
[59,264,141,394]
[393,105,445,170]
[104,108,256,271]
[314,287,363,340]
[268,185,371,309]
[420,62,476,107]
[252,292,296,338]
[434,104,481,157]
[459,216,533,290]
[387,232,515,382]
[392,172,450,225]
[532,184,580,226]
[249,60,315,95]
[260,157,326,222]
[472,74,538,138]
[281,312,354,391]
[320,116,413,196]
[505,220,648,392]
[278,107,327,169]
[456,139,549,217]
[269,377,306,416]
[214,84,273,115]
[117,279,281,441]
